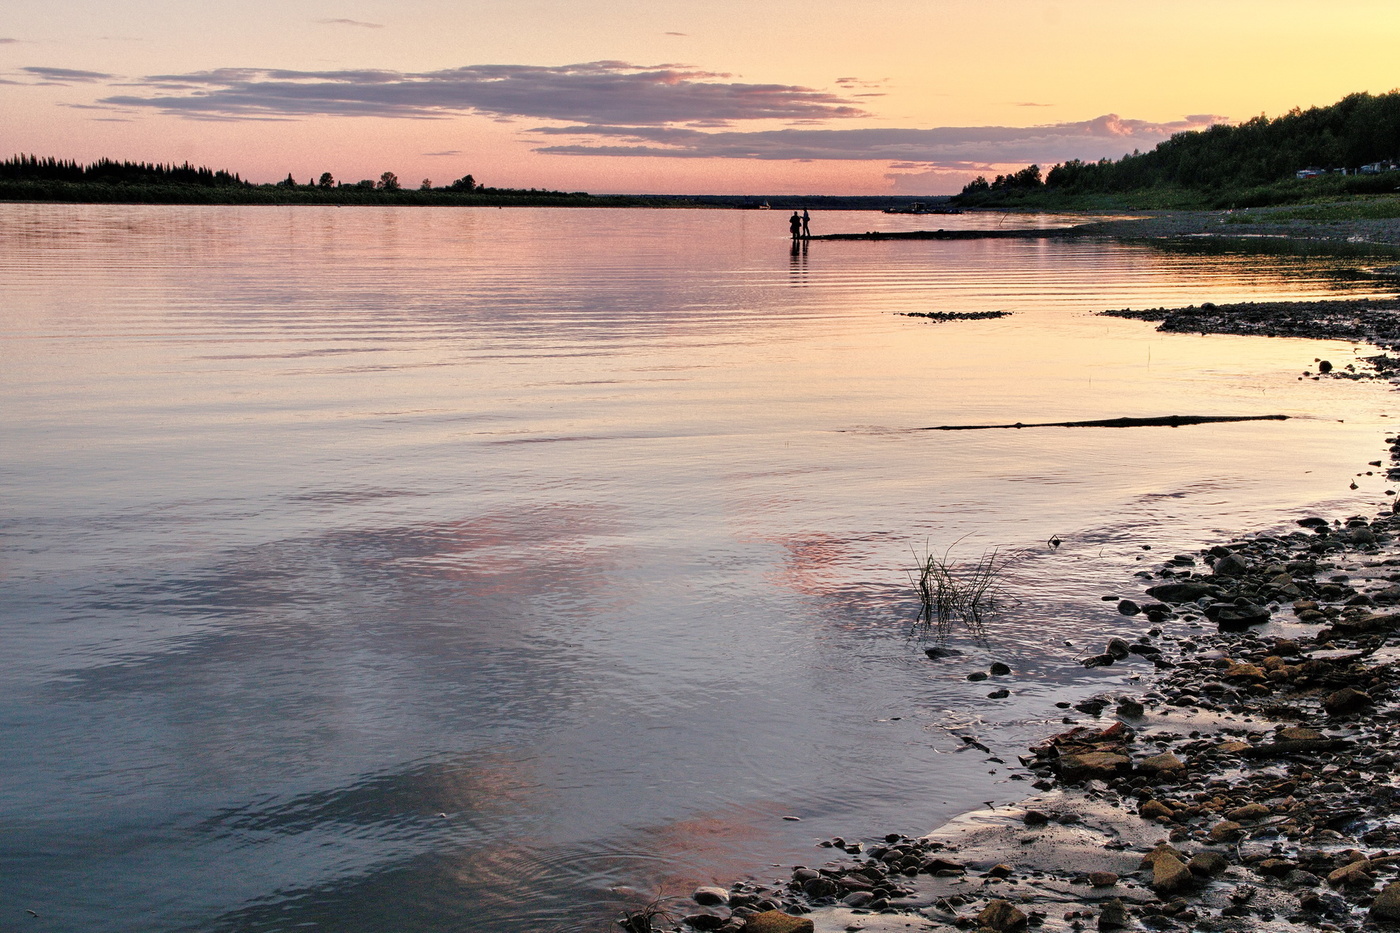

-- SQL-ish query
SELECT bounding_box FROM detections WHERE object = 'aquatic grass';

[617,896,676,933]
[908,540,1017,640]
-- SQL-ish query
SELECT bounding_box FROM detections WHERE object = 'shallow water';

[2,204,1397,932]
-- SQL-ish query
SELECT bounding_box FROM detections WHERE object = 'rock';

[1056,751,1131,782]
[1205,602,1271,629]
[1214,553,1251,576]
[1083,654,1117,668]
[1117,600,1141,616]
[1137,752,1185,774]
[841,891,872,908]
[1226,803,1270,822]
[1371,881,1400,920]
[1097,898,1130,930]
[977,899,1028,933]
[967,671,989,682]
[1023,810,1050,827]
[742,912,813,933]
[987,688,1010,699]
[1139,843,1186,870]
[1140,799,1174,821]
[1088,871,1119,888]
[1323,686,1372,714]
[1327,859,1374,889]
[1277,726,1322,741]
[1146,582,1218,603]
[1257,858,1296,877]
[1150,852,1194,894]
[1208,820,1244,842]
[1116,698,1145,718]
[801,877,838,899]
[1187,851,1229,877]
[1106,638,1132,660]
[989,662,1012,675]
[694,887,730,906]
[685,914,729,931]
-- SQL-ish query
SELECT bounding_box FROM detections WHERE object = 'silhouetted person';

[789,211,802,240]
[801,210,811,239]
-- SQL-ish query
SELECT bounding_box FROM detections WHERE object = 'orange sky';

[4,0,1399,194]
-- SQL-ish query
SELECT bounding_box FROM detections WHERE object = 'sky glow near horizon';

[4,0,1400,195]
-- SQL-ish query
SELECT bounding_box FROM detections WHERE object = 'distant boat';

[883,202,962,215]
[756,201,772,210]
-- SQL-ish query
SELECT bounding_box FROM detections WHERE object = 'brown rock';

[1150,852,1193,894]
[1097,898,1130,930]
[1088,871,1119,888]
[1226,803,1270,822]
[1137,752,1185,774]
[1327,859,1375,889]
[742,911,815,933]
[977,899,1028,933]
[1057,752,1131,782]
[1208,820,1243,842]
[1324,687,1372,714]
[1371,881,1400,921]
[1139,843,1187,871]
[1187,851,1229,876]
[1216,740,1252,754]
[1223,661,1266,682]
[986,864,1014,879]
[1139,799,1174,821]
[1277,726,1323,741]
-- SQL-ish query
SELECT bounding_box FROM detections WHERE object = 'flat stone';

[742,910,814,933]
[1146,582,1218,603]
[1057,752,1131,782]
[1088,871,1119,888]
[977,899,1028,933]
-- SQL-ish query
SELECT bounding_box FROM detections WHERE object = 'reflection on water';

[1,204,1397,932]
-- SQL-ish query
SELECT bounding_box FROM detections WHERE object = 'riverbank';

[656,294,1400,933]
[811,208,1400,250]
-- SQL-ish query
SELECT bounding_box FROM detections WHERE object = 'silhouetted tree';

[448,174,476,191]
[318,172,335,188]
[377,171,400,191]
[278,172,298,188]
[420,178,432,190]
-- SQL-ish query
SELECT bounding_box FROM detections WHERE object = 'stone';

[1371,882,1400,920]
[801,877,838,898]
[1088,871,1119,888]
[694,886,730,906]
[968,671,989,682]
[977,899,1028,933]
[1226,803,1270,822]
[742,911,814,933]
[1323,687,1372,714]
[685,914,728,931]
[1146,582,1218,604]
[1139,799,1174,821]
[1205,602,1271,629]
[1116,698,1145,718]
[989,662,1012,676]
[1208,820,1243,842]
[1150,852,1193,894]
[1056,752,1131,782]
[1277,726,1322,741]
[1137,752,1185,774]
[1214,553,1251,576]
[1139,843,1186,871]
[1117,600,1141,616]
[987,688,1010,699]
[1187,851,1229,877]
[1097,898,1130,930]
[1106,638,1132,660]
[1327,859,1374,889]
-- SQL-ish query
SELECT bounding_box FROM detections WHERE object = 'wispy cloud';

[316,18,385,29]
[424,149,461,156]
[0,38,20,44]
[531,113,1227,165]
[20,65,117,83]
[96,61,867,124]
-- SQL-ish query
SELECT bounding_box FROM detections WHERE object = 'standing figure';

[801,210,811,239]
[789,211,802,240]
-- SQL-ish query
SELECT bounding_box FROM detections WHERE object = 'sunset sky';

[4,0,1400,195]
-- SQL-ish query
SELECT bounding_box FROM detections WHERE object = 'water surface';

[2,204,1396,932]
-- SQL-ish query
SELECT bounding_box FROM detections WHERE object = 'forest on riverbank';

[955,90,1400,210]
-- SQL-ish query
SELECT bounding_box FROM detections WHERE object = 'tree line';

[955,90,1400,207]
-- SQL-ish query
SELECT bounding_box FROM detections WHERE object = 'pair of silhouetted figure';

[788,210,811,240]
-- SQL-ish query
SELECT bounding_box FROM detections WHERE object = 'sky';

[4,0,1400,195]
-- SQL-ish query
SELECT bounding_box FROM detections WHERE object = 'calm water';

[2,204,1397,932]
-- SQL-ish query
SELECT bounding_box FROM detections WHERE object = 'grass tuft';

[908,540,1017,639]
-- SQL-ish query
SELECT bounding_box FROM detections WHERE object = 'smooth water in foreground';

[2,204,1397,932]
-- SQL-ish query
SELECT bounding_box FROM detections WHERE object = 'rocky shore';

[632,292,1400,933]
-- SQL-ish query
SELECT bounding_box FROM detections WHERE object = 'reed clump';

[908,541,1015,639]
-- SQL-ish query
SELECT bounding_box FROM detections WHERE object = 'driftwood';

[919,414,1289,432]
